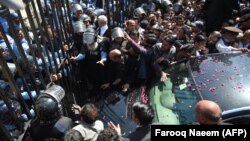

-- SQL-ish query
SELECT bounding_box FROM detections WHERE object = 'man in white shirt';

[216,26,248,53]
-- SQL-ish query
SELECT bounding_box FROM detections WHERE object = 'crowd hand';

[63,44,69,52]
[96,60,105,66]
[122,83,130,92]
[155,57,164,63]
[2,51,9,59]
[112,78,121,86]
[170,61,177,65]
[71,104,81,114]
[108,121,122,137]
[70,56,76,62]
[50,73,62,82]
[160,72,170,82]
[123,32,131,41]
[241,48,249,53]
[100,83,110,89]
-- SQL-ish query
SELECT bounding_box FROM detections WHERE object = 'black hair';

[64,129,85,141]
[81,103,98,124]
[132,102,154,125]
[140,20,149,29]
[150,19,157,26]
[194,34,206,43]
[97,128,119,141]
[144,34,157,45]
[164,34,176,45]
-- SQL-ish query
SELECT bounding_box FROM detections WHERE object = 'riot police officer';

[28,85,73,141]
[70,28,108,97]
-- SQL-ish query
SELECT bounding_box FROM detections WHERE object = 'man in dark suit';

[96,15,110,38]
[109,102,154,141]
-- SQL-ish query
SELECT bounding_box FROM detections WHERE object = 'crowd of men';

[0,0,250,140]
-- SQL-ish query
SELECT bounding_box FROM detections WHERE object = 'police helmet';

[83,28,96,45]
[111,27,124,41]
[162,0,173,7]
[35,95,60,125]
[73,21,86,33]
[94,9,106,17]
[80,3,87,9]
[35,84,65,125]
[79,14,91,22]
[140,3,150,12]
[72,4,83,14]
[133,7,146,19]
[173,3,183,14]
[153,0,161,5]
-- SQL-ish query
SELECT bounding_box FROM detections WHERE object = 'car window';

[190,53,250,112]
[169,62,201,124]
[150,62,200,124]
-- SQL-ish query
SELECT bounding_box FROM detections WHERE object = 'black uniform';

[30,116,73,141]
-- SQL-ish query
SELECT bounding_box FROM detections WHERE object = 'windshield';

[150,53,250,125]
[150,61,200,124]
[190,53,250,112]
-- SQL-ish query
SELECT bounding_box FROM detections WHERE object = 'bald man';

[109,49,122,63]
[125,20,137,33]
[195,100,222,125]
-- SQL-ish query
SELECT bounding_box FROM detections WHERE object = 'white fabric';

[73,120,104,141]
[100,25,108,36]
[215,38,234,53]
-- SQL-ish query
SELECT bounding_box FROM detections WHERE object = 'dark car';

[98,53,250,137]
[150,53,250,124]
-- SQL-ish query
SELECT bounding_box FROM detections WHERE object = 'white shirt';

[99,24,108,36]
[216,38,234,53]
[195,50,201,56]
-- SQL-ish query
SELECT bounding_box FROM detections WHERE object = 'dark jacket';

[126,125,151,141]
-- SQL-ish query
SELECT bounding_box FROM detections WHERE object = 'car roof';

[189,53,250,112]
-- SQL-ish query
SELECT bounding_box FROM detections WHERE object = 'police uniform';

[30,116,73,141]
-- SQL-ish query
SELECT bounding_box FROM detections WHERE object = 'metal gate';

[0,0,135,140]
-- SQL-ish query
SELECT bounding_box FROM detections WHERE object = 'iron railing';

[0,0,135,140]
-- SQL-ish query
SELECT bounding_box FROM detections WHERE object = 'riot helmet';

[73,21,86,33]
[35,84,65,125]
[133,7,146,19]
[173,3,183,14]
[94,9,106,17]
[111,27,124,41]
[41,84,65,103]
[35,95,60,125]
[162,0,173,7]
[83,28,96,45]
[79,14,91,22]
[72,4,83,15]
[153,0,161,5]
[140,3,150,13]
